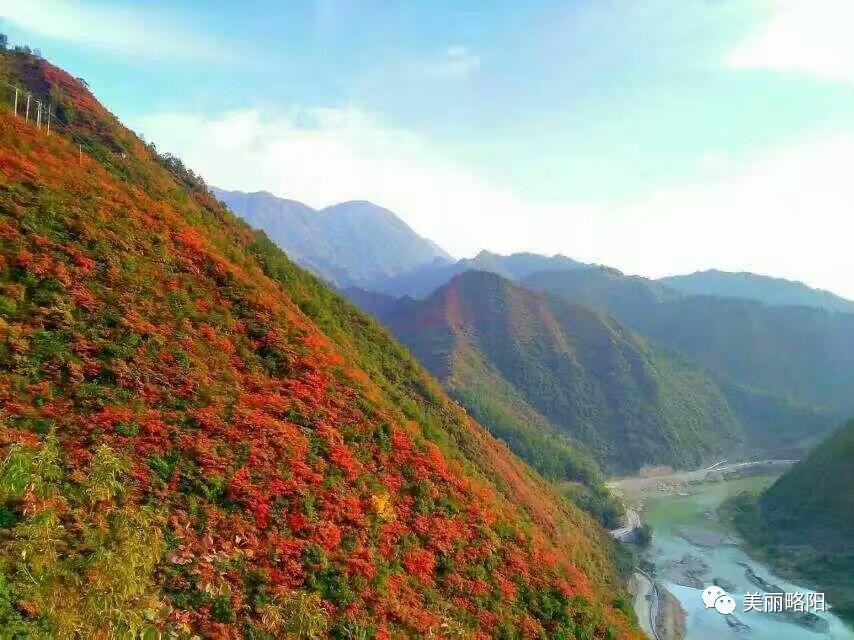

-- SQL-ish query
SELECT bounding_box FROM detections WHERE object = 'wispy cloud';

[0,0,230,61]
[131,106,533,253]
[133,106,854,300]
[595,133,854,297]
[728,0,854,84]
[422,46,481,79]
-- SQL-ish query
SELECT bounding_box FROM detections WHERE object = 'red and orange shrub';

[0,50,638,640]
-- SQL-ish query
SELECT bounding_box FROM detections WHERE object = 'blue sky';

[2,0,854,297]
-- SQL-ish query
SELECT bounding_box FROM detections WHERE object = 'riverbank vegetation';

[720,419,854,624]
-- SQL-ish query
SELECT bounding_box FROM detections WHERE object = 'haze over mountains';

[524,267,854,413]
[4,36,854,639]
[661,269,854,313]
[369,250,589,299]
[377,272,837,475]
[381,271,745,474]
[215,188,854,315]
[212,188,851,477]
[213,188,452,289]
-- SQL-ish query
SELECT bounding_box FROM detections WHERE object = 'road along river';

[612,466,854,640]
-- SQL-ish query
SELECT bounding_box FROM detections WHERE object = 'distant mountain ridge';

[347,268,837,474]
[660,269,854,313]
[212,188,452,288]
[369,249,588,298]
[215,189,852,466]
[380,270,769,474]
[524,267,854,413]
[378,271,836,479]
[210,188,854,316]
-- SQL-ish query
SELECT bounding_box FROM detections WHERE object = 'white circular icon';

[702,585,727,609]
[715,594,737,615]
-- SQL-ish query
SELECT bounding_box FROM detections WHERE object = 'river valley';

[613,469,854,640]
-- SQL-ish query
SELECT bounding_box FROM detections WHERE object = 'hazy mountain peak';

[213,188,452,287]
[526,266,854,412]
[660,269,854,313]
[380,268,755,473]
[472,249,500,259]
[320,200,393,217]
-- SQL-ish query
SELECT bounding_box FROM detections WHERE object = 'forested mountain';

[724,419,854,622]
[524,267,854,413]
[339,287,401,318]
[762,419,854,550]
[213,188,452,289]
[0,48,639,638]
[660,269,854,313]
[369,250,587,298]
[380,271,751,474]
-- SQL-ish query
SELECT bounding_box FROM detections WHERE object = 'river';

[618,473,854,640]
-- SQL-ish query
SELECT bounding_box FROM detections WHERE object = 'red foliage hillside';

[0,51,639,639]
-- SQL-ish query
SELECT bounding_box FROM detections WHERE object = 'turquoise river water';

[643,476,854,640]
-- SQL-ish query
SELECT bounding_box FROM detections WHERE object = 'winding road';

[633,569,662,640]
[612,510,661,639]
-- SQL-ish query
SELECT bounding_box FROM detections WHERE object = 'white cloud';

[133,107,854,300]
[728,0,854,83]
[590,134,854,298]
[0,0,229,60]
[131,106,549,260]
[422,46,481,79]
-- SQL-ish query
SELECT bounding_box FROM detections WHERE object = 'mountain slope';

[0,50,638,638]
[213,188,452,289]
[724,419,854,621]
[340,287,402,318]
[761,419,854,549]
[380,271,747,474]
[524,267,854,414]
[462,251,586,282]
[660,269,854,313]
[371,251,587,298]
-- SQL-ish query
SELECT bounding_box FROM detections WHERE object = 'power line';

[3,81,158,177]
[4,82,53,132]
[4,81,87,154]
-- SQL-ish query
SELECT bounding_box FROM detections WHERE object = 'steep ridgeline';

[660,269,854,314]
[212,188,452,289]
[0,51,639,638]
[524,267,854,419]
[370,250,587,298]
[380,271,747,474]
[724,419,854,622]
